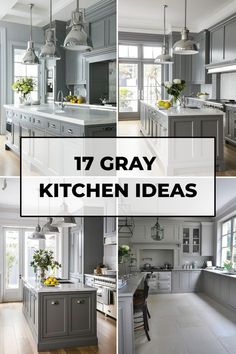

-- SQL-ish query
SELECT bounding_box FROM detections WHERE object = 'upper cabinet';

[171,32,192,84]
[225,19,236,61]
[90,14,116,50]
[66,53,87,85]
[192,30,212,85]
[181,224,201,256]
[210,26,224,63]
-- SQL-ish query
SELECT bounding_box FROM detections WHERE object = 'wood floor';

[0,303,116,354]
[0,135,20,176]
[135,293,236,354]
[118,120,236,176]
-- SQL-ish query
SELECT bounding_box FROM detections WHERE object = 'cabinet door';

[210,27,224,63]
[85,124,116,137]
[68,293,96,336]
[20,125,31,156]
[107,14,116,47]
[31,128,47,171]
[91,19,106,49]
[169,117,195,136]
[201,222,213,256]
[69,227,83,277]
[229,110,236,141]
[191,271,202,292]
[12,122,20,150]
[229,279,236,308]
[192,228,200,255]
[180,271,191,291]
[42,295,67,338]
[225,19,236,61]
[225,111,232,139]
[172,271,180,292]
[104,217,116,237]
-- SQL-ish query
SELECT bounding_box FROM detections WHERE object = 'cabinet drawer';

[32,115,46,129]
[20,113,31,126]
[42,295,67,338]
[61,123,83,136]
[6,109,13,119]
[46,119,61,135]
[158,272,171,280]
[157,281,171,291]
[12,110,20,122]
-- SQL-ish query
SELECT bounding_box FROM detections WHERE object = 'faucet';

[57,90,65,110]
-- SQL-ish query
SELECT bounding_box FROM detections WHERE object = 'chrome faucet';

[57,90,65,110]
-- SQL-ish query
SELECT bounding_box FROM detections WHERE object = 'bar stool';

[134,278,151,319]
[133,280,151,341]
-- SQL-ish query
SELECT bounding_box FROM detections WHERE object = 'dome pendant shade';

[151,218,164,241]
[52,217,77,228]
[173,0,199,55]
[42,217,59,234]
[29,224,46,240]
[22,4,39,65]
[40,0,61,60]
[63,8,93,51]
[155,5,173,65]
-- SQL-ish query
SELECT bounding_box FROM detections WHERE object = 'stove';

[202,99,236,112]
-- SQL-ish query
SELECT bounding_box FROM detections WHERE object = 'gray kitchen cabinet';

[225,107,236,145]
[104,217,116,237]
[66,52,87,85]
[210,26,224,63]
[61,122,84,136]
[172,270,202,293]
[107,14,116,47]
[201,222,213,256]
[68,293,96,336]
[181,224,201,256]
[229,279,236,308]
[171,32,192,84]
[225,19,236,61]
[85,124,116,137]
[91,19,106,50]
[12,112,20,152]
[192,30,211,84]
[69,218,104,282]
[20,115,31,157]
[43,295,67,338]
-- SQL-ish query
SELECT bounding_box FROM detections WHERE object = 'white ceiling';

[216,178,236,212]
[0,0,99,26]
[118,0,236,33]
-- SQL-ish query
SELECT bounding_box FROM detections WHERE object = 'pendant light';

[151,218,164,241]
[40,0,60,60]
[29,217,46,240]
[173,0,199,55]
[42,217,59,234]
[118,217,135,238]
[155,5,173,65]
[22,4,39,65]
[52,202,77,228]
[63,0,93,51]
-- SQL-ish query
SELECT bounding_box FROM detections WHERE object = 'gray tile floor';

[135,293,236,354]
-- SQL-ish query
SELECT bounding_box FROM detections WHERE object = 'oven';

[93,277,117,318]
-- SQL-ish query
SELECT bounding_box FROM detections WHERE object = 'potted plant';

[224,260,233,272]
[163,79,186,106]
[30,249,61,283]
[118,245,131,264]
[12,77,35,105]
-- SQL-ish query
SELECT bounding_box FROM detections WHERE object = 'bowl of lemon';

[43,276,59,287]
[157,100,172,110]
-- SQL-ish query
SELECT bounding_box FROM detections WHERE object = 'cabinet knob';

[51,301,59,305]
[37,120,41,124]
[103,127,113,131]
[77,299,85,304]
[67,129,73,134]
[49,123,56,128]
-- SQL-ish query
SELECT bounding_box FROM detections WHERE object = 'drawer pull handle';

[37,120,41,124]
[103,127,113,131]
[77,299,85,304]
[51,301,59,305]
[67,129,73,134]
[50,123,56,128]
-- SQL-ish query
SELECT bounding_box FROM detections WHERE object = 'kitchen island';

[140,100,224,171]
[4,103,116,156]
[22,279,97,351]
[118,273,146,354]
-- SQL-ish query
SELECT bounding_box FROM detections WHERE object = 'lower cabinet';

[22,281,97,351]
[172,270,202,293]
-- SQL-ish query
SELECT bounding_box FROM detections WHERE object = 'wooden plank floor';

[135,293,236,354]
[118,120,236,176]
[0,135,20,176]
[0,303,116,354]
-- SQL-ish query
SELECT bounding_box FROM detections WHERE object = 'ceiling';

[118,0,236,33]
[216,178,236,212]
[0,0,99,26]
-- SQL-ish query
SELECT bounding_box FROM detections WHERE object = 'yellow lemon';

[164,101,171,109]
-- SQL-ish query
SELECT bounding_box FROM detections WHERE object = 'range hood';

[206,61,236,74]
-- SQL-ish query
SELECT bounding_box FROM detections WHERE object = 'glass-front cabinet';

[182,225,201,256]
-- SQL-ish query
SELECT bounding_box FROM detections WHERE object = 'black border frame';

[20,136,216,218]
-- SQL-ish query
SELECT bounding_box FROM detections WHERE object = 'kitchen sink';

[57,279,73,284]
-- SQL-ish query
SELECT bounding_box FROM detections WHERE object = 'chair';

[134,278,151,319]
[133,279,151,341]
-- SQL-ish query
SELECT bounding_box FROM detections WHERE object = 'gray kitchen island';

[140,101,225,171]
[22,279,97,351]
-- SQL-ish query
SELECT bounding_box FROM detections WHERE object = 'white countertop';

[204,268,236,279]
[4,103,116,126]
[23,278,97,293]
[141,100,224,116]
[119,273,146,298]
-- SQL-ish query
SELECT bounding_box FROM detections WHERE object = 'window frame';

[221,217,235,268]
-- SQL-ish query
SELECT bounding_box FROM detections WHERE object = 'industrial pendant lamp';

[151,218,164,241]
[42,217,59,234]
[29,217,46,240]
[52,202,77,228]
[40,0,60,60]
[173,0,199,55]
[155,5,173,65]
[22,4,39,65]
[63,0,93,51]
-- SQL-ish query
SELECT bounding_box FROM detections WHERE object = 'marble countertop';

[4,103,116,126]
[204,268,236,278]
[119,273,146,297]
[85,273,117,282]
[141,100,224,116]
[23,278,97,293]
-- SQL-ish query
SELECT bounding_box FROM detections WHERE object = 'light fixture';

[29,218,46,240]
[52,202,77,227]
[42,217,59,234]
[63,0,93,51]
[40,0,60,60]
[118,217,135,238]
[173,0,199,55]
[151,218,164,241]
[155,5,173,65]
[22,4,40,65]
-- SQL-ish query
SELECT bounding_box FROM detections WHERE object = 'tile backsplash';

[182,255,213,268]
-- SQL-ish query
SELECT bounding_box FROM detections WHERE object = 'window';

[143,46,162,59]
[13,48,39,104]
[5,230,20,289]
[221,218,236,268]
[119,45,138,58]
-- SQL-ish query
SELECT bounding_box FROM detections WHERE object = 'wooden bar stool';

[134,279,151,319]
[133,280,151,341]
